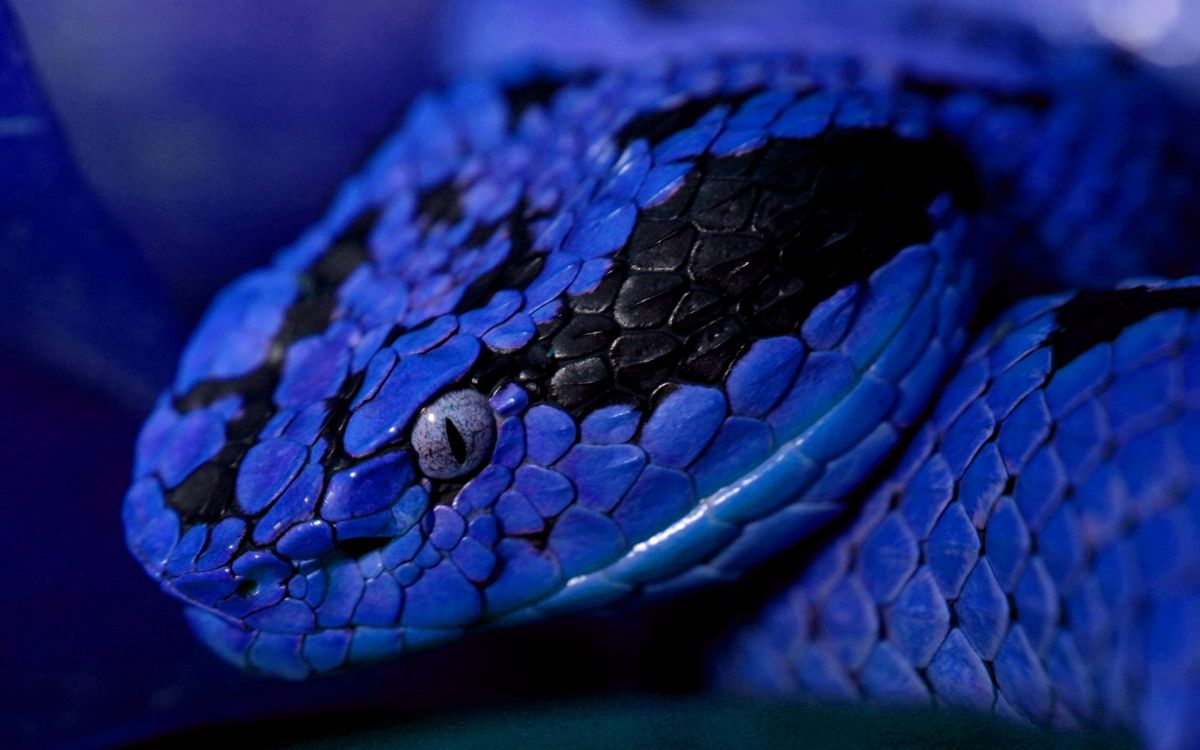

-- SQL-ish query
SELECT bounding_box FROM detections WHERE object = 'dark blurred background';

[11,1,439,324]
[2,2,1197,749]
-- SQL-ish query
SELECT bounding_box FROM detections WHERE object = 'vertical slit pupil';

[444,418,468,464]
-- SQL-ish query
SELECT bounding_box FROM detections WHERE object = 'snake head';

[124,56,980,678]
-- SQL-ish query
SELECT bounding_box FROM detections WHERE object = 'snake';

[121,22,1200,750]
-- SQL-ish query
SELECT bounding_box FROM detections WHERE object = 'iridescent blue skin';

[124,47,1200,747]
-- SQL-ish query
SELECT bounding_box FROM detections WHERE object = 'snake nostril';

[235,579,259,598]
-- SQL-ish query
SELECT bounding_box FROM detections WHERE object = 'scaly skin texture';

[714,282,1200,749]
[123,48,1200,747]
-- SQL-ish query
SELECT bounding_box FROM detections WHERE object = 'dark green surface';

[261,698,1132,750]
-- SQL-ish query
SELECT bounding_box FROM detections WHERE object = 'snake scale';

[122,20,1200,749]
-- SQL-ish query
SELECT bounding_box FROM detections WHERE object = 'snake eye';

[412,389,496,479]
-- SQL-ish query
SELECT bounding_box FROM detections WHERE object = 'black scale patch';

[1051,285,1200,370]
[470,126,975,419]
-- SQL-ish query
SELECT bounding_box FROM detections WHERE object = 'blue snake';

[123,26,1200,750]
